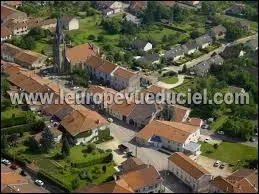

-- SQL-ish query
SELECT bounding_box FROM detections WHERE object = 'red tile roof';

[1,26,12,38]
[168,152,210,179]
[113,67,136,80]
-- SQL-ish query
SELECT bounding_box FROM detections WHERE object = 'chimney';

[96,119,100,124]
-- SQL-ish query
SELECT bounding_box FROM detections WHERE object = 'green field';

[200,141,258,167]
[160,77,179,84]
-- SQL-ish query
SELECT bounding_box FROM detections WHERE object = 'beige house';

[1,5,27,24]
[168,152,213,192]
[60,16,79,31]
[1,26,12,42]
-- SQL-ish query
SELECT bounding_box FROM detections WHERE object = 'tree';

[102,19,121,34]
[225,23,246,41]
[27,137,41,153]
[28,27,48,40]
[201,2,216,17]
[190,31,201,39]
[88,34,96,40]
[71,176,80,190]
[40,127,54,153]
[71,68,89,87]
[181,64,187,73]
[97,35,104,42]
[30,119,46,133]
[86,143,96,153]
[61,136,70,157]
[213,144,218,149]
[173,4,189,22]
[1,133,8,150]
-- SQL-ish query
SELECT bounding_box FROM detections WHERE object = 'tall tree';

[61,136,70,157]
[40,127,54,153]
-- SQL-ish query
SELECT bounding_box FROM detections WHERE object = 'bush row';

[38,170,72,192]
[71,153,113,168]
[1,116,28,128]
[1,124,32,135]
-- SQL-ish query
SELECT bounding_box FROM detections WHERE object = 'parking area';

[196,155,233,177]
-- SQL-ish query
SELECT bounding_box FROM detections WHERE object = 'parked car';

[10,163,18,170]
[20,170,28,176]
[214,160,221,167]
[2,159,11,165]
[108,118,113,123]
[219,163,225,169]
[35,180,44,187]
[217,131,224,135]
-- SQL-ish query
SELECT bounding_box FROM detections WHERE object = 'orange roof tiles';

[66,43,97,65]
[146,85,167,94]
[85,55,103,69]
[110,100,136,117]
[173,105,190,122]
[1,26,12,38]
[186,117,202,126]
[137,120,198,144]
[14,50,44,64]
[168,152,209,179]
[113,67,135,80]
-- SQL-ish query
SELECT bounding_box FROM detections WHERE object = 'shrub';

[71,153,112,168]
[88,34,95,40]
[102,165,107,172]
[213,143,218,149]
[71,176,80,190]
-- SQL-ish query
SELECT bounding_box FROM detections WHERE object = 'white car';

[2,159,11,165]
[35,180,44,186]
[108,118,113,123]
[204,137,210,143]
[217,131,224,135]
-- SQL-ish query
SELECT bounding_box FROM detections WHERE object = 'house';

[136,120,201,156]
[168,152,213,192]
[165,45,186,61]
[189,54,224,76]
[209,25,227,40]
[95,1,124,16]
[131,40,152,52]
[128,1,147,13]
[59,107,109,145]
[185,117,203,127]
[34,127,62,144]
[124,13,142,26]
[85,56,140,92]
[220,45,246,59]
[60,16,79,31]
[2,1,22,9]
[1,25,12,42]
[183,40,199,55]
[119,157,146,174]
[171,104,191,122]
[1,4,27,24]
[246,38,258,51]
[181,1,200,6]
[225,4,245,17]
[1,43,23,62]
[195,34,213,49]
[65,43,98,71]
[228,86,245,94]
[137,53,160,65]
[209,169,258,193]
[76,163,162,193]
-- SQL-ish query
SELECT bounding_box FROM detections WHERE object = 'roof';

[210,176,238,193]
[96,59,118,74]
[146,85,167,94]
[136,120,198,144]
[195,34,212,46]
[66,43,97,65]
[75,181,134,193]
[60,15,76,23]
[120,157,146,173]
[3,1,22,8]
[110,100,136,116]
[247,38,258,50]
[1,25,12,38]
[165,45,185,59]
[85,55,104,69]
[173,104,190,122]
[137,53,159,64]
[1,4,24,21]
[210,25,227,35]
[1,43,23,59]
[15,50,45,65]
[131,39,151,50]
[60,107,108,136]
[160,1,176,7]
[220,45,244,59]
[225,4,244,15]
[118,165,161,191]
[228,86,244,93]
[113,67,136,80]
[168,152,209,179]
[183,40,198,51]
[186,117,202,126]
[129,1,147,11]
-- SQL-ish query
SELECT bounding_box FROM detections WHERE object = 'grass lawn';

[160,77,178,84]
[33,38,53,56]
[210,115,228,131]
[1,107,27,120]
[200,141,258,167]
[172,78,196,94]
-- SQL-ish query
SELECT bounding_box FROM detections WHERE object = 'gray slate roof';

[195,34,212,46]
[165,45,185,59]
[137,53,159,64]
[210,25,227,36]
[131,39,151,50]
[183,40,198,52]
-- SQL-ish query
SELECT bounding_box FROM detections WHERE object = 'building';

[95,1,124,16]
[1,25,12,42]
[220,44,246,59]
[228,86,245,94]
[168,152,212,192]
[209,169,258,193]
[2,1,22,9]
[65,43,98,71]
[195,34,213,49]
[1,4,27,24]
[60,16,79,31]
[124,13,142,26]
[59,106,109,145]
[165,45,186,61]
[34,127,62,144]
[180,1,200,6]
[137,53,160,65]
[136,120,201,156]
[189,54,224,76]
[85,55,140,92]
[183,40,199,55]
[225,4,245,17]
[1,43,47,70]
[119,157,146,174]
[171,104,191,122]
[131,40,152,52]
[246,38,258,51]
[209,25,227,40]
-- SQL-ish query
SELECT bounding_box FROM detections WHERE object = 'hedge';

[1,116,28,128]
[38,170,72,192]
[1,124,32,135]
[71,153,113,168]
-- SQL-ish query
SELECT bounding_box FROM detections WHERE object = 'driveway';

[196,155,233,178]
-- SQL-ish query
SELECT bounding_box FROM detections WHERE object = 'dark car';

[20,170,28,176]
[10,163,18,170]
[118,144,129,153]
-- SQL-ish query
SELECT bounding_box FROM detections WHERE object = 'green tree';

[30,119,45,133]
[71,176,80,190]
[27,136,41,153]
[40,127,54,153]
[190,31,201,39]
[88,34,96,40]
[71,68,89,87]
[61,136,70,157]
